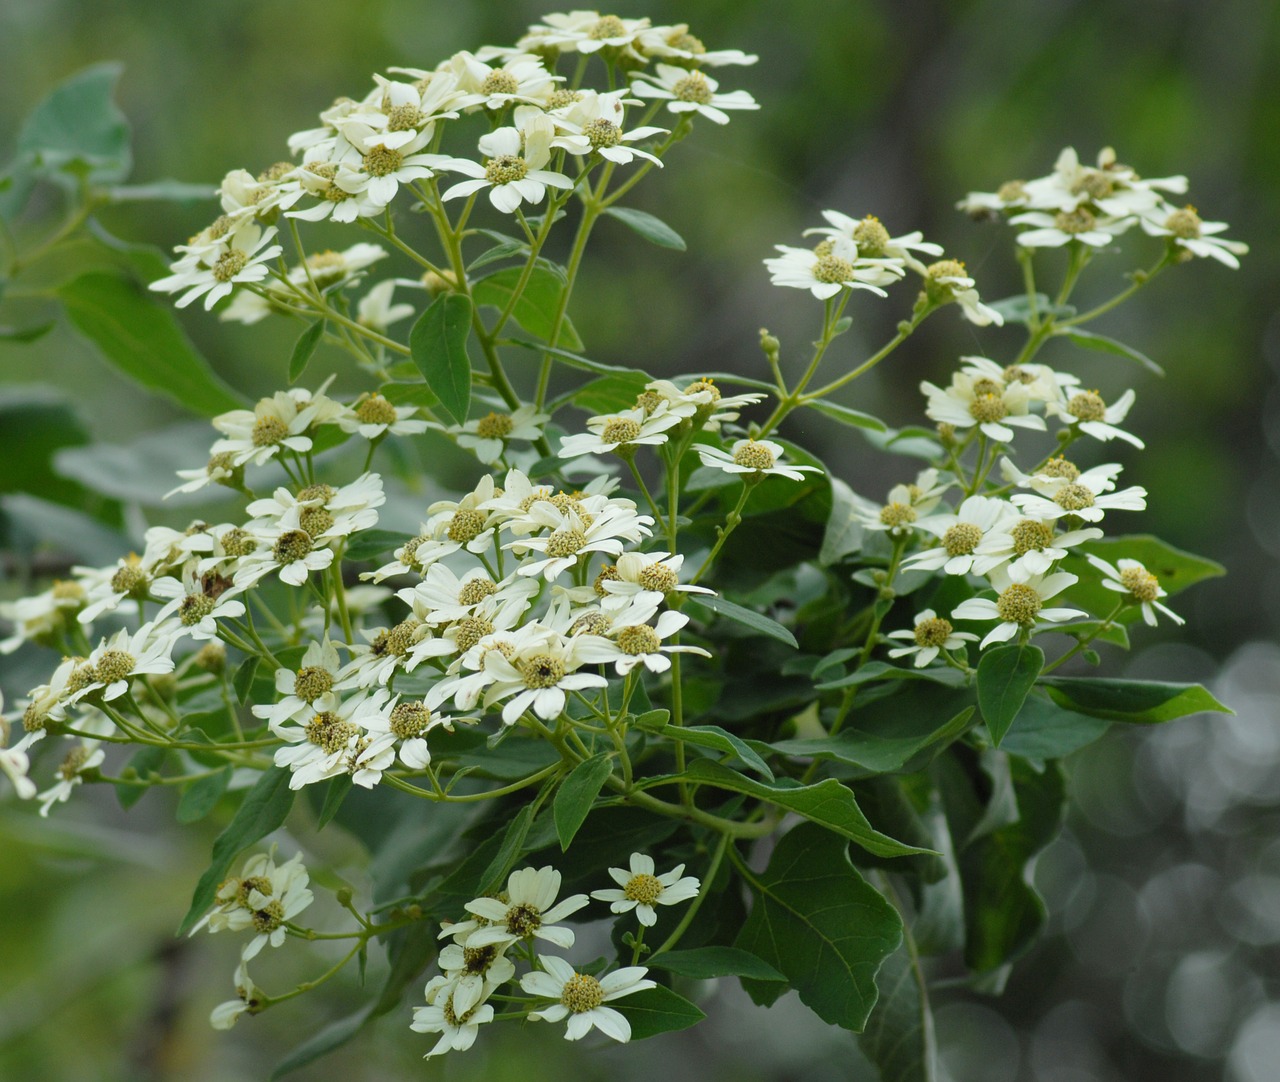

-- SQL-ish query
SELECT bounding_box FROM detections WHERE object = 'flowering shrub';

[0,13,1243,1077]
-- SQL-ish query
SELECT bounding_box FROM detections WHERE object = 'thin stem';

[651,832,731,956]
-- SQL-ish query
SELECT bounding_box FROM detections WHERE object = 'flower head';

[590,852,701,926]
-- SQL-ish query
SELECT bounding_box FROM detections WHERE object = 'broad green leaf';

[612,986,705,1040]
[603,206,687,250]
[343,530,412,562]
[178,767,296,935]
[233,655,260,705]
[986,293,1076,326]
[685,371,778,393]
[630,708,671,732]
[857,936,937,1082]
[684,759,931,857]
[806,399,888,432]
[271,1007,373,1079]
[977,644,1044,746]
[472,264,583,349]
[1057,327,1164,376]
[466,239,528,271]
[685,594,798,648]
[667,724,775,780]
[0,321,55,342]
[1040,676,1231,724]
[814,660,967,691]
[1065,534,1224,617]
[0,387,91,505]
[735,823,903,1031]
[17,63,131,183]
[820,477,869,566]
[862,425,945,461]
[57,272,245,415]
[997,694,1112,767]
[771,707,974,775]
[502,337,648,378]
[564,372,650,415]
[288,320,325,383]
[316,775,354,829]
[409,292,473,424]
[176,767,232,824]
[553,754,614,849]
[379,381,439,411]
[117,746,168,809]
[480,802,538,892]
[648,946,785,982]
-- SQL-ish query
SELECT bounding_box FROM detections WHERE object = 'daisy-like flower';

[149,224,283,311]
[356,279,417,333]
[445,52,560,111]
[633,23,759,67]
[336,392,430,440]
[436,940,517,1017]
[974,516,1103,578]
[251,639,343,729]
[956,178,1032,219]
[596,609,711,676]
[0,693,37,800]
[78,623,179,703]
[590,852,701,926]
[167,450,245,497]
[75,552,162,624]
[886,609,979,668]
[804,211,944,274]
[1009,207,1133,249]
[210,960,261,1031]
[1046,386,1144,448]
[637,378,765,430]
[509,501,652,582]
[189,849,314,961]
[764,236,903,300]
[1139,204,1248,269]
[440,120,573,214]
[527,11,652,54]
[629,63,758,125]
[903,496,1018,576]
[697,438,822,483]
[453,405,549,464]
[411,974,497,1057]
[547,94,667,167]
[859,469,951,537]
[36,731,107,817]
[210,388,326,469]
[951,567,1087,648]
[920,259,1004,326]
[559,403,684,458]
[462,866,590,950]
[479,628,610,723]
[404,476,504,570]
[1085,554,1185,627]
[152,568,246,641]
[921,370,1046,444]
[235,508,336,588]
[358,697,450,771]
[1,580,86,653]
[522,956,656,1043]
[1009,463,1147,524]
[961,354,1079,407]
[598,550,714,607]
[286,161,385,223]
[272,691,392,790]
[337,616,431,688]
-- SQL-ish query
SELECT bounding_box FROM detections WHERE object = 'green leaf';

[1057,327,1164,376]
[1040,677,1231,724]
[603,206,687,250]
[630,708,671,732]
[857,937,937,1082]
[564,372,650,415]
[178,767,296,935]
[1067,534,1224,612]
[17,63,131,183]
[57,272,245,415]
[685,595,798,648]
[684,759,931,857]
[271,1007,372,1079]
[0,321,56,342]
[288,320,325,383]
[233,655,260,705]
[409,292,473,424]
[806,399,887,432]
[986,293,1076,326]
[316,775,354,829]
[977,644,1043,746]
[771,707,974,775]
[648,946,784,982]
[117,746,168,808]
[997,694,1112,767]
[503,338,647,378]
[735,823,903,1031]
[343,529,412,562]
[176,767,232,824]
[612,986,705,1039]
[472,264,582,349]
[553,754,614,850]
[0,493,126,564]
[820,477,869,566]
[466,239,528,271]
[668,724,775,781]
[814,660,966,692]
[479,802,538,893]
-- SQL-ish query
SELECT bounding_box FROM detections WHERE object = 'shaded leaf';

[18,63,131,183]
[807,399,887,432]
[986,293,1076,326]
[343,530,412,562]
[977,644,1043,746]
[612,986,705,1040]
[553,754,614,850]
[288,320,325,383]
[271,1007,373,1079]
[997,694,1112,767]
[409,292,473,424]
[858,936,937,1082]
[648,946,785,982]
[316,775,354,829]
[480,802,539,893]
[735,823,903,1030]
[1040,676,1231,724]
[771,707,973,776]
[1057,327,1164,376]
[685,594,798,648]
[603,206,687,250]
[668,724,774,780]
[176,767,232,824]
[472,264,582,349]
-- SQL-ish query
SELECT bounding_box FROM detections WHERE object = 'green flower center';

[1011,519,1054,556]
[672,73,714,104]
[623,872,663,905]
[1120,565,1160,602]
[179,594,217,626]
[252,416,289,447]
[220,528,257,557]
[943,523,983,556]
[385,103,424,132]
[1053,484,1095,512]
[879,502,917,529]
[545,529,586,559]
[273,529,314,564]
[852,216,890,255]
[594,565,620,596]
[362,145,404,178]
[616,625,661,656]
[969,393,1008,424]
[390,701,432,739]
[1165,207,1202,239]
[812,255,854,284]
[212,250,249,283]
[913,617,953,648]
[1054,207,1097,235]
[95,649,136,685]
[520,654,565,689]
[589,15,627,39]
[585,118,623,148]
[638,564,678,594]
[601,419,641,445]
[732,441,776,470]
[454,616,494,653]
[1067,391,1107,422]
[561,973,605,1013]
[996,583,1043,626]
[571,612,612,637]
[457,578,498,606]
[485,155,528,184]
[481,69,520,97]
[298,507,334,538]
[505,901,543,937]
[294,666,334,703]
[306,712,359,753]
[475,411,514,439]
[110,564,148,597]
[447,510,488,544]
[1040,457,1080,481]
[355,394,398,426]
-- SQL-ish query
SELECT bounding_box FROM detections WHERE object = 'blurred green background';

[1,1,1278,1080]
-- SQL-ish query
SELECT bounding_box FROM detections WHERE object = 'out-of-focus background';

[1,1,1278,1079]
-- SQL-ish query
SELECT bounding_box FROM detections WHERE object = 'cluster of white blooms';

[958,146,1248,267]
[147,10,757,324]
[765,210,1003,325]
[858,352,1187,666]
[413,857,697,1055]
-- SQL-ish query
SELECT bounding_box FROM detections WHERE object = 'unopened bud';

[422,270,459,295]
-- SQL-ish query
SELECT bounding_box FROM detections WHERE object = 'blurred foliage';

[1,1,1277,1080]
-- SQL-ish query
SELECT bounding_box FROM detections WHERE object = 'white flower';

[921,371,1046,443]
[479,629,609,724]
[559,403,684,458]
[1046,387,1144,448]
[150,224,282,311]
[922,260,1004,326]
[639,377,765,430]
[903,496,1018,576]
[697,438,822,483]
[1086,554,1185,627]
[167,450,244,497]
[1009,463,1146,524]
[951,567,1086,648]
[36,735,106,817]
[600,550,714,607]
[1,581,86,653]
[210,960,261,1030]
[974,517,1103,578]
[356,279,417,332]
[336,392,429,439]
[1009,207,1133,249]
[235,509,336,588]
[628,63,758,125]
[522,956,655,1042]
[960,354,1079,406]
[410,974,497,1057]
[764,236,903,300]
[436,941,516,1017]
[286,162,385,223]
[524,12,651,54]
[590,852,701,926]
[210,387,326,469]
[252,639,343,729]
[633,23,758,67]
[189,850,314,961]
[446,52,559,109]
[804,210,944,274]
[1139,204,1248,268]
[1,697,36,798]
[439,122,573,214]
[453,404,549,463]
[462,866,590,950]
[80,623,179,703]
[152,568,246,641]
[859,469,951,537]
[508,502,652,582]
[594,610,710,676]
[886,609,978,668]
[545,94,667,166]
[272,692,391,789]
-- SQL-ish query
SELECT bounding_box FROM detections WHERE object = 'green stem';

[651,832,731,956]
[690,482,752,585]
